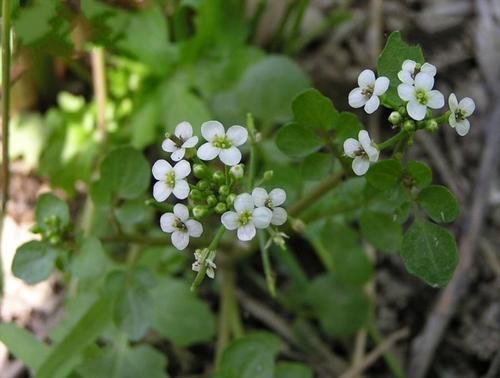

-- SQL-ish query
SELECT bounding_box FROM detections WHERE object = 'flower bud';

[389,111,402,125]
[230,164,244,179]
[291,218,306,234]
[226,193,236,207]
[190,189,204,201]
[193,164,210,179]
[219,185,230,196]
[398,106,407,116]
[403,120,415,132]
[206,194,218,207]
[197,180,209,191]
[212,171,225,184]
[425,119,439,132]
[193,206,210,219]
[263,170,274,182]
[214,202,227,214]
[49,235,61,245]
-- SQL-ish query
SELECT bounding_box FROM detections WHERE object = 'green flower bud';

[229,164,244,179]
[30,224,42,234]
[219,185,230,196]
[403,120,415,132]
[212,171,225,184]
[49,235,61,245]
[206,194,218,207]
[398,106,407,116]
[193,206,210,219]
[226,193,236,207]
[425,119,439,132]
[197,180,209,191]
[263,170,274,182]
[193,164,210,179]
[190,189,204,201]
[389,111,402,125]
[214,202,227,214]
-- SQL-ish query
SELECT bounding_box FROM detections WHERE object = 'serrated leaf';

[366,159,403,191]
[292,88,337,130]
[12,241,57,285]
[401,221,458,287]
[275,122,323,159]
[360,210,402,252]
[417,185,460,223]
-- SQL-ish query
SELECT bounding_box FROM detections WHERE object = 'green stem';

[0,0,12,296]
[246,113,257,189]
[190,225,226,292]
[258,230,276,297]
[288,170,344,217]
[377,129,406,151]
[435,110,451,125]
[215,265,234,367]
[368,324,405,378]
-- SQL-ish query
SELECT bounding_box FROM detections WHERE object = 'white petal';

[152,159,172,180]
[237,224,256,241]
[252,207,272,229]
[358,130,371,148]
[343,138,361,157]
[219,146,241,166]
[159,213,176,233]
[234,193,254,213]
[397,70,414,84]
[397,84,415,102]
[221,211,239,230]
[170,148,185,162]
[448,93,458,111]
[173,203,189,221]
[364,95,380,114]
[348,88,366,108]
[426,90,444,109]
[185,220,203,237]
[352,156,370,176]
[271,207,288,226]
[402,59,416,72]
[206,267,215,279]
[366,146,380,162]
[161,139,177,153]
[449,112,457,128]
[201,120,225,142]
[172,180,190,199]
[171,231,189,250]
[153,181,172,202]
[407,101,427,121]
[373,77,389,96]
[197,143,220,161]
[421,63,437,77]
[459,97,475,116]
[252,187,268,207]
[173,160,191,179]
[455,119,470,136]
[269,188,286,206]
[175,121,193,139]
[415,72,434,91]
[182,136,198,148]
[226,126,248,146]
[358,69,376,88]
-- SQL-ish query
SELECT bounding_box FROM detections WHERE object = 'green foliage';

[360,210,402,252]
[401,221,458,287]
[275,362,314,378]
[292,88,338,130]
[35,193,70,233]
[12,241,57,284]
[406,161,432,189]
[275,122,323,158]
[366,159,403,191]
[417,185,460,223]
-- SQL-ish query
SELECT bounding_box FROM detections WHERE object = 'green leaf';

[301,153,333,181]
[377,32,425,107]
[216,333,282,378]
[406,160,432,189]
[12,241,57,284]
[332,112,363,143]
[151,278,215,346]
[275,122,323,159]
[35,193,70,232]
[37,294,114,378]
[401,221,458,287]
[236,56,310,124]
[0,323,50,371]
[417,185,460,223]
[114,285,153,342]
[99,146,150,200]
[366,159,403,191]
[115,199,152,228]
[70,237,112,283]
[307,274,371,336]
[292,88,337,130]
[360,210,402,252]
[275,362,313,378]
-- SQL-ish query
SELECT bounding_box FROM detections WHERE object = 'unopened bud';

[291,218,306,234]
[230,164,244,179]
[389,111,402,125]
[193,164,210,179]
[398,106,407,116]
[206,195,218,207]
[403,120,415,132]
[226,193,236,207]
[193,206,209,219]
[263,170,274,182]
[197,180,209,191]
[219,185,230,196]
[425,119,438,132]
[190,189,204,201]
[214,202,227,214]
[212,171,225,184]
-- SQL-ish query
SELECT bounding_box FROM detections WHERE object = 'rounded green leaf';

[114,285,153,341]
[276,122,323,158]
[292,88,337,130]
[406,161,432,189]
[12,241,57,285]
[360,210,402,252]
[418,185,459,223]
[275,362,313,378]
[401,221,458,287]
[35,193,70,232]
[366,160,403,191]
[332,112,363,143]
[301,153,333,181]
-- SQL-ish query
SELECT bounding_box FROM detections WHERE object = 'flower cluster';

[344,60,475,176]
[152,120,288,278]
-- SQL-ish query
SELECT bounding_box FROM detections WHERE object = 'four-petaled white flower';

[192,249,216,279]
[348,69,390,114]
[397,72,444,121]
[398,60,436,85]
[448,93,475,136]
[252,187,287,226]
[152,159,191,201]
[221,193,272,241]
[343,130,379,176]
[162,121,199,161]
[197,121,248,166]
[160,204,203,250]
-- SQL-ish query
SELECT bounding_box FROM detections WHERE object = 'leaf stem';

[258,230,276,297]
[377,129,406,151]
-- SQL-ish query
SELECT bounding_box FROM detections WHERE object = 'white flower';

[192,249,216,279]
[162,121,199,161]
[152,159,191,201]
[397,72,444,121]
[448,93,475,136]
[252,187,287,226]
[221,193,272,241]
[160,204,203,250]
[398,60,437,85]
[343,130,379,176]
[197,120,248,166]
[348,69,390,114]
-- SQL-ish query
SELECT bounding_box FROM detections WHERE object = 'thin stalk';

[91,46,107,140]
[377,129,406,151]
[258,230,276,297]
[1,0,12,296]
[246,113,257,189]
[367,324,406,378]
[215,266,234,367]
